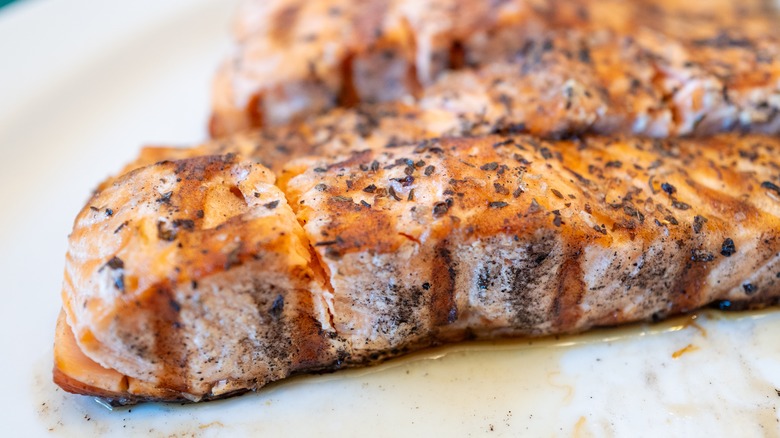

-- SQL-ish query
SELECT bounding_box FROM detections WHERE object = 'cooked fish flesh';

[211,0,780,136]
[55,134,780,403]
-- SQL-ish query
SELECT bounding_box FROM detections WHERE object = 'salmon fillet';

[55,133,780,403]
[210,0,780,137]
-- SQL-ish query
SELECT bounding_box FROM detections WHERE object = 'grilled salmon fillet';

[55,134,780,403]
[210,0,780,137]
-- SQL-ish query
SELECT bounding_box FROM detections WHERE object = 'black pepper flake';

[388,186,402,201]
[661,182,676,195]
[552,214,562,227]
[315,183,328,191]
[512,187,524,198]
[370,161,380,172]
[254,192,261,198]
[690,249,714,262]
[528,199,542,214]
[156,191,173,204]
[224,245,242,270]
[415,160,425,168]
[169,299,181,313]
[671,200,691,210]
[665,215,679,226]
[391,175,415,187]
[157,221,177,241]
[433,201,450,217]
[264,200,280,209]
[324,246,342,260]
[363,184,377,193]
[692,215,708,233]
[623,205,638,217]
[196,210,204,218]
[105,256,125,292]
[539,147,553,160]
[551,188,564,199]
[113,274,125,292]
[605,160,622,169]
[422,282,431,290]
[493,139,514,148]
[514,154,531,165]
[742,283,757,295]
[738,149,759,161]
[105,208,113,217]
[313,167,327,173]
[172,219,195,231]
[715,300,732,310]
[89,206,99,212]
[424,165,435,176]
[407,189,415,201]
[106,256,124,270]
[648,160,663,170]
[114,221,128,234]
[761,181,780,197]
[360,200,371,208]
[578,46,591,63]
[480,162,499,171]
[489,201,508,209]
[720,238,736,257]
[494,183,509,195]
[332,195,353,203]
[270,294,284,317]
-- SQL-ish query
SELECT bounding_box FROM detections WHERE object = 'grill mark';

[551,246,586,331]
[430,241,458,326]
[148,285,188,394]
[449,40,466,69]
[507,238,556,331]
[286,288,335,373]
[337,54,359,108]
[399,16,423,98]
[245,93,265,130]
[233,280,292,388]
[668,249,719,314]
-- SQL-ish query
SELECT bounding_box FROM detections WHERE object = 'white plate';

[1,1,779,436]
